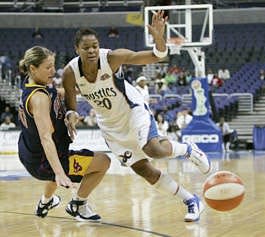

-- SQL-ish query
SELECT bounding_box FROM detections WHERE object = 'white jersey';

[68,49,157,147]
[68,49,159,166]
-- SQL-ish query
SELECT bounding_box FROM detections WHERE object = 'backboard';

[144,4,213,49]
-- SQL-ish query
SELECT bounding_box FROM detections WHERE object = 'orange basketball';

[203,171,245,211]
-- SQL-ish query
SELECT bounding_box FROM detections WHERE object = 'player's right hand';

[64,111,79,141]
[148,10,168,41]
[55,173,73,189]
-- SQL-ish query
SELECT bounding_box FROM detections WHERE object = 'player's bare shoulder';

[107,48,133,71]
[62,64,76,86]
[108,48,133,58]
[63,64,74,78]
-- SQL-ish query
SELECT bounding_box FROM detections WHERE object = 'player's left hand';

[147,10,168,40]
[55,173,73,189]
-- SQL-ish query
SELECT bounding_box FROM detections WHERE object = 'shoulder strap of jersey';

[68,56,80,81]
[99,48,113,74]
[24,86,50,118]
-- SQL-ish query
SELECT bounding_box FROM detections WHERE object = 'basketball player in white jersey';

[63,11,211,222]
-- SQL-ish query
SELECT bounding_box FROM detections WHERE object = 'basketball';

[203,171,245,211]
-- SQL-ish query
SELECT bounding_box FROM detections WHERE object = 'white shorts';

[101,105,159,166]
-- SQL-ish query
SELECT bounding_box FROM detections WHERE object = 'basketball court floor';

[0,150,265,237]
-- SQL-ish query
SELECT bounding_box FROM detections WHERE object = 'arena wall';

[0,8,264,28]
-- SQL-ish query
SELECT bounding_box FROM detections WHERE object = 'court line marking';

[1,211,172,237]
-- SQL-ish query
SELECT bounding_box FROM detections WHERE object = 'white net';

[169,44,182,55]
[168,37,184,55]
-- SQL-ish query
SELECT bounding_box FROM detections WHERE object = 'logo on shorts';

[73,158,82,173]
[119,151,132,164]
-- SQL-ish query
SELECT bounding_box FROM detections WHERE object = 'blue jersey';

[18,84,71,164]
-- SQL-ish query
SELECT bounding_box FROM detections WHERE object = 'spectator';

[32,27,44,40]
[0,116,16,130]
[224,68,230,80]
[164,72,176,89]
[123,65,134,84]
[259,69,265,80]
[207,68,214,85]
[176,107,193,130]
[0,56,12,81]
[155,78,167,94]
[211,74,223,91]
[56,64,65,78]
[185,71,192,84]
[216,117,234,151]
[155,113,169,136]
[208,89,218,122]
[218,68,230,80]
[107,27,119,38]
[177,72,187,86]
[175,107,193,140]
[135,76,150,104]
[83,109,98,128]
[52,73,62,88]
[1,106,14,122]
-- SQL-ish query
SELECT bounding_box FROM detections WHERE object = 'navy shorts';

[19,149,94,183]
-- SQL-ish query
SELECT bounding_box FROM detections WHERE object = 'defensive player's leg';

[77,151,110,198]
[44,181,57,198]
[65,149,110,222]
[19,160,62,218]
[36,181,61,218]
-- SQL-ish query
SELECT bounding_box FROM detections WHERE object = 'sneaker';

[66,199,101,222]
[185,143,211,174]
[36,195,61,218]
[183,194,204,222]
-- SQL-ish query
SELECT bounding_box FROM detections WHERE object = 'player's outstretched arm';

[30,91,73,188]
[108,10,171,71]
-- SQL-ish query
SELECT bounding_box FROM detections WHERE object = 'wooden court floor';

[0,151,265,237]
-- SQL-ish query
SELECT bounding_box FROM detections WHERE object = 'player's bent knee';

[131,160,160,184]
[143,138,170,158]
[94,152,111,171]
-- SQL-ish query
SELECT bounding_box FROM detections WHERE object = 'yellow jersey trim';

[25,88,50,118]
[25,83,46,88]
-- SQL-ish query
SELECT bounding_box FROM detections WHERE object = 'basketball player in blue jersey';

[63,10,211,222]
[18,46,110,222]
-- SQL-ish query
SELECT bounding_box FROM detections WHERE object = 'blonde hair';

[19,46,54,75]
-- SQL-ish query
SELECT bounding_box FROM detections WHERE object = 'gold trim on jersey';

[68,155,93,176]
[25,83,46,88]
[25,88,50,118]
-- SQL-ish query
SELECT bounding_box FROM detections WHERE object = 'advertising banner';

[0,129,109,154]
[181,78,223,152]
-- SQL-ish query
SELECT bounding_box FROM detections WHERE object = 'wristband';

[153,45,168,58]
[65,110,79,119]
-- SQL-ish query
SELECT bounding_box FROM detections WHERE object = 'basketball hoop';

[144,4,213,76]
[168,37,184,55]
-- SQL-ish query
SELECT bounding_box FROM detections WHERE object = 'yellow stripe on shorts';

[68,155,93,176]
